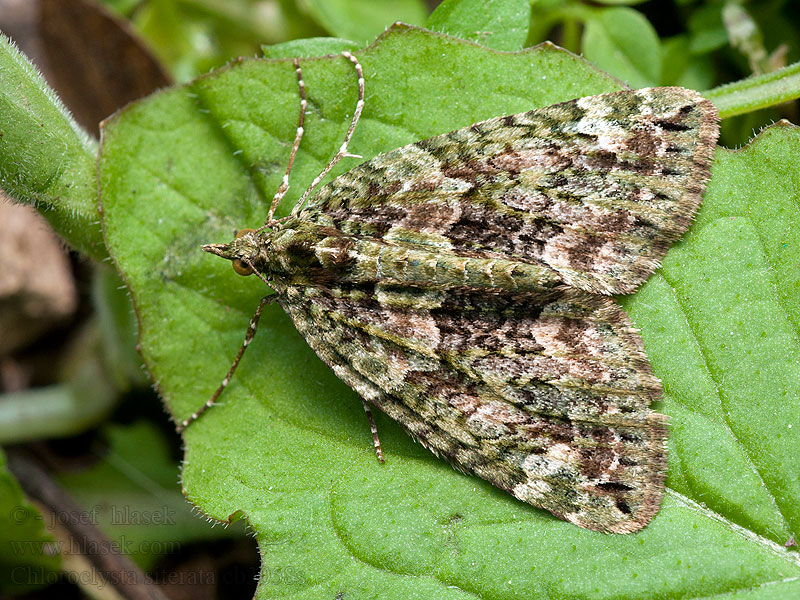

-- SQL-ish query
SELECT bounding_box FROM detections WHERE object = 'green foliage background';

[1,0,800,598]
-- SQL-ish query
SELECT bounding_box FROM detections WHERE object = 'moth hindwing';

[192,53,720,534]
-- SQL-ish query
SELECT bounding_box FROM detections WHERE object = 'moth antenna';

[263,57,307,228]
[290,50,365,217]
[177,293,276,433]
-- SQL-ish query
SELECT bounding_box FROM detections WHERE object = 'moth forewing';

[191,52,719,533]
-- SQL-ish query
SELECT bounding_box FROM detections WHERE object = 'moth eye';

[232,259,254,276]
[235,228,256,239]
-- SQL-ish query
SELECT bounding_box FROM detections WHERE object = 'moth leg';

[264,58,307,226]
[361,398,385,463]
[290,50,365,217]
[176,295,276,433]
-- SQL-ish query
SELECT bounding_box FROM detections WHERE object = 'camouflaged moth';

[180,51,720,533]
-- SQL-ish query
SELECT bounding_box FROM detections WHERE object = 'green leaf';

[582,6,661,88]
[98,24,800,599]
[426,0,531,51]
[688,3,728,55]
[660,35,715,90]
[0,34,104,261]
[132,0,326,82]
[262,38,362,60]
[591,0,648,4]
[621,122,800,545]
[302,0,428,44]
[0,450,61,595]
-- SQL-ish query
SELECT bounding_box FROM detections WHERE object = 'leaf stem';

[0,33,105,261]
[0,319,120,444]
[704,60,800,119]
[0,384,115,444]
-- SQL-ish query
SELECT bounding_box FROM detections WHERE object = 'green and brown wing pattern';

[225,87,719,533]
[280,283,666,533]
[305,87,718,294]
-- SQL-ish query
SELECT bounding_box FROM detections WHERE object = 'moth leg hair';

[290,50,365,218]
[361,399,385,463]
[177,295,276,432]
[264,58,307,226]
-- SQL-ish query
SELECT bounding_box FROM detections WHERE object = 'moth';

[180,51,720,533]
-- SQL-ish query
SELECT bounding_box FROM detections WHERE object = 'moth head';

[202,228,261,277]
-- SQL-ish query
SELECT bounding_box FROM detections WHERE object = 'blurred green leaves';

[582,6,662,87]
[99,0,800,146]
[0,451,61,596]
[426,0,531,51]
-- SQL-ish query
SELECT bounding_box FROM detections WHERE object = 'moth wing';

[305,87,719,295]
[280,284,666,533]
